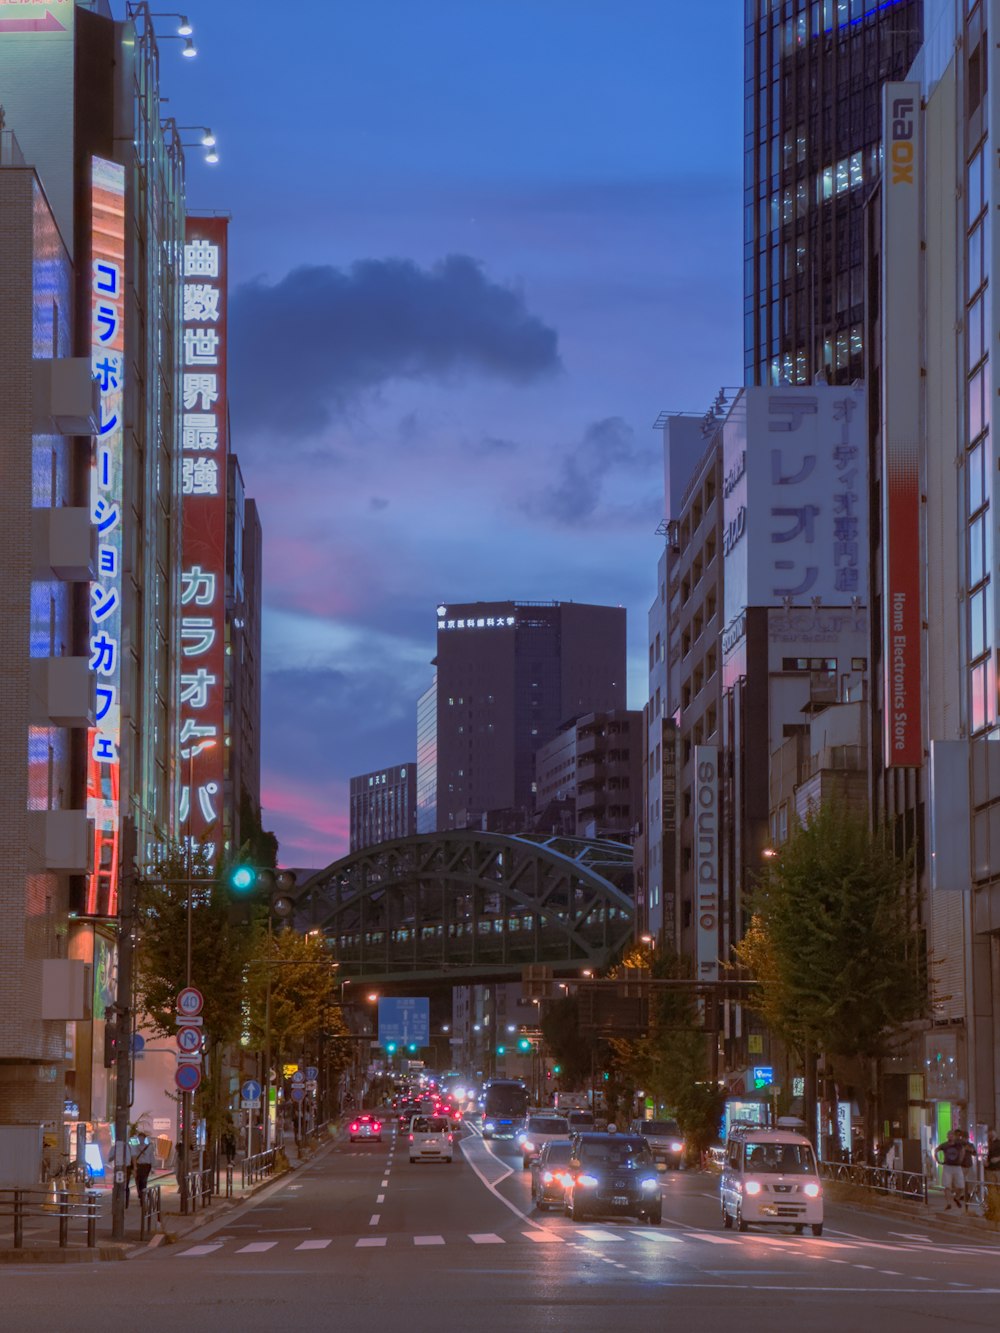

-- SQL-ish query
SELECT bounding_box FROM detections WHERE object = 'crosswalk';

[172,1227,935,1259]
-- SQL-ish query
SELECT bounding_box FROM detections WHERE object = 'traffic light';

[517,1037,531,1053]
[407,1043,418,1054]
[385,1042,397,1055]
[229,865,256,893]
[225,866,297,922]
[553,1064,561,1075]
[496,1045,506,1056]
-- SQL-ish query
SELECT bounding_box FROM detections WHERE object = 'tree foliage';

[540,995,598,1089]
[734,800,927,1065]
[245,927,350,1076]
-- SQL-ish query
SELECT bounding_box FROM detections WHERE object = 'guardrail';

[241,1148,277,1189]
[0,1187,100,1249]
[819,1160,929,1203]
[139,1183,161,1241]
[184,1167,213,1213]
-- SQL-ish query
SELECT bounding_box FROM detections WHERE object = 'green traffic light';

[496,1045,506,1056]
[229,865,256,892]
[553,1065,561,1075]
[407,1043,417,1053]
[385,1042,397,1054]
[517,1038,531,1052]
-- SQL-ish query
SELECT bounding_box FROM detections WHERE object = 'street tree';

[734,799,927,1151]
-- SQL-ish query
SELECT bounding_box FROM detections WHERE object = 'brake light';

[448,1133,454,1142]
[374,1122,381,1131]
[409,1134,414,1142]
[350,1123,359,1133]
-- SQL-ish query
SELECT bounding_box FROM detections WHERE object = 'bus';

[481,1079,529,1139]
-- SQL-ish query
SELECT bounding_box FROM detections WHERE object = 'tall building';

[868,0,1000,1145]
[743,0,923,386]
[0,3,185,1137]
[433,600,626,832]
[349,763,417,851]
[534,710,643,842]
[227,456,264,850]
[416,678,437,834]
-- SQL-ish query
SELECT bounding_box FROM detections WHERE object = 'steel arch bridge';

[296,831,636,983]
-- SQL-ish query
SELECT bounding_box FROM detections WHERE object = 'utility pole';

[111,818,138,1241]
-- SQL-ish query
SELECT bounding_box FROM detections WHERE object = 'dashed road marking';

[369,1214,380,1226]
[355,1238,387,1248]
[414,1235,445,1246]
[295,1240,332,1251]
[469,1233,504,1244]
[235,1242,277,1254]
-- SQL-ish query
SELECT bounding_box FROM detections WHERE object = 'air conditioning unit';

[28,810,94,874]
[32,358,100,435]
[31,508,97,582]
[29,657,95,728]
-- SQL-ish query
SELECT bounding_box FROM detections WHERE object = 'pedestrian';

[935,1129,966,1210]
[221,1119,237,1166]
[132,1132,154,1206]
[986,1129,1000,1184]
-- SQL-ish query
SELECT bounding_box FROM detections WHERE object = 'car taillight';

[448,1133,454,1142]
[350,1123,359,1132]
[409,1134,414,1142]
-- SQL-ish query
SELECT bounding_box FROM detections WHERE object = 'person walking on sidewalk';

[222,1119,237,1167]
[935,1129,967,1210]
[985,1129,1000,1185]
[133,1132,154,1206]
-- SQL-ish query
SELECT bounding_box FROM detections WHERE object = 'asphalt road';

[4,1115,1000,1332]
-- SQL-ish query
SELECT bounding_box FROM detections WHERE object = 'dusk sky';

[174,0,744,866]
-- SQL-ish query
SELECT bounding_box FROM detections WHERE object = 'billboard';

[180,218,229,853]
[693,746,719,983]
[880,83,923,768]
[85,156,125,917]
[723,386,867,635]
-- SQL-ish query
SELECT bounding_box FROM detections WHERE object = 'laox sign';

[890,96,915,185]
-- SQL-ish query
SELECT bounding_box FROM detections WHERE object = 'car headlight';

[803,1182,821,1198]
[577,1173,599,1188]
[522,1140,534,1152]
[542,1171,554,1184]
[670,1141,683,1152]
[484,1121,495,1131]
[641,1177,659,1192]
[744,1180,762,1196]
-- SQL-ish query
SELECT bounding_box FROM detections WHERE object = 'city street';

[3,1121,1000,1332]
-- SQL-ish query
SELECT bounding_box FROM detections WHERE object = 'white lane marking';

[235,1242,278,1254]
[460,1137,532,1223]
[414,1235,445,1246]
[287,1184,302,1190]
[522,1230,563,1243]
[263,1228,312,1233]
[295,1239,332,1251]
[178,1244,224,1257]
[376,1193,385,1203]
[469,1233,505,1244]
[381,1180,389,1187]
[890,1232,931,1242]
[355,1237,387,1247]
[632,1229,684,1244]
[576,1228,627,1243]
[369,1214,380,1226]
[690,1234,739,1245]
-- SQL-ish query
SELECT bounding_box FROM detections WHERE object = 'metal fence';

[184,1167,214,1213]
[819,1160,929,1203]
[139,1183,161,1241]
[0,1187,100,1250]
[241,1148,277,1189]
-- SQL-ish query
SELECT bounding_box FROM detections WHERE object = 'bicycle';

[42,1155,94,1188]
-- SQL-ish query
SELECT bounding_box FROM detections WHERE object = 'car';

[630,1118,685,1169]
[720,1127,823,1235]
[517,1114,571,1169]
[530,1140,577,1212]
[564,1132,662,1225]
[349,1114,383,1143]
[408,1114,455,1163]
[567,1110,595,1133]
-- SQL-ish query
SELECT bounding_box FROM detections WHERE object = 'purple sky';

[176,0,744,865]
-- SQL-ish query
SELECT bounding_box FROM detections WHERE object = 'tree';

[734,799,927,1150]
[134,844,254,1149]
[245,927,351,1105]
[611,948,725,1161]
[540,995,599,1090]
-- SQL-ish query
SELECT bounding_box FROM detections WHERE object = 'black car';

[564,1132,662,1225]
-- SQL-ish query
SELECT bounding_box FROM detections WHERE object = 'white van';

[720,1127,823,1235]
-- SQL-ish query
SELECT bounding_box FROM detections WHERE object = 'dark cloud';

[230,255,561,435]
[525,417,655,525]
[471,434,520,455]
[369,496,390,511]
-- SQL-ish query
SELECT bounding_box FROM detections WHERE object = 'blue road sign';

[378,997,430,1049]
[290,1086,306,1102]
[752,1066,774,1088]
[241,1079,262,1101]
[131,1033,145,1054]
[305,1066,318,1081]
[291,1070,305,1085]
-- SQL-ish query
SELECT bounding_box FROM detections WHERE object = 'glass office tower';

[743,0,923,387]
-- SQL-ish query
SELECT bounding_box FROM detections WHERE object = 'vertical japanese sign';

[86,156,125,917]
[693,745,719,983]
[180,218,228,852]
[881,83,923,767]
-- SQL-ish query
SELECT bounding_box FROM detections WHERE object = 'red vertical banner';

[180,218,228,852]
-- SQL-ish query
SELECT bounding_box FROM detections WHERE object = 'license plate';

[613,1195,629,1206]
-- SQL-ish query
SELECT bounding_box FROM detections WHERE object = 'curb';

[0,1244,129,1264]
[825,1181,1000,1239]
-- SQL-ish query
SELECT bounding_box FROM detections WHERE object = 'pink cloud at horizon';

[261,774,350,868]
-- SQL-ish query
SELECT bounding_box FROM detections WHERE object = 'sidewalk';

[0,1127,340,1264]
[823,1178,1000,1241]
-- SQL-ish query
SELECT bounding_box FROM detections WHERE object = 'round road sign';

[176,987,204,1017]
[290,1086,306,1102]
[176,1026,202,1054]
[175,1063,202,1093]
[241,1079,262,1101]
[291,1070,305,1085]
